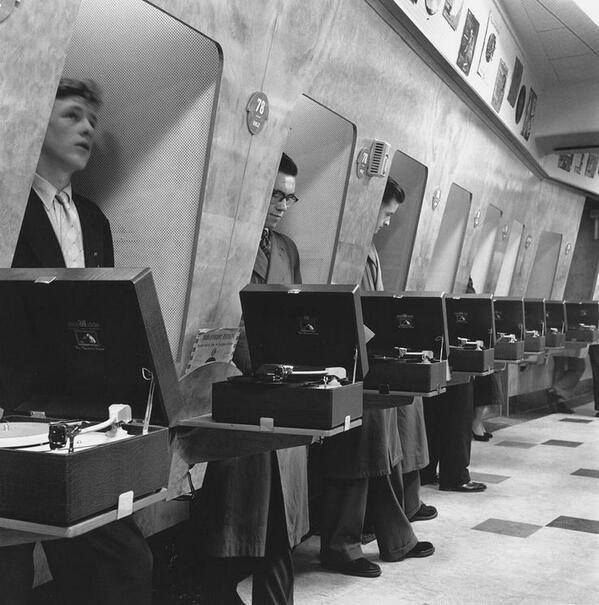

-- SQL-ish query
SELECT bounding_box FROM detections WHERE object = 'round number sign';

[246,91,269,135]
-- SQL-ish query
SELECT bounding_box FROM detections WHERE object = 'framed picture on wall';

[491,59,508,112]
[477,13,498,80]
[585,154,598,178]
[507,56,523,107]
[557,154,573,172]
[443,0,464,30]
[425,0,442,15]
[573,153,585,175]
[456,9,480,76]
[520,87,537,140]
[515,85,526,124]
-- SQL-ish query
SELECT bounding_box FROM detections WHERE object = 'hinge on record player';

[34,276,56,284]
[30,411,47,419]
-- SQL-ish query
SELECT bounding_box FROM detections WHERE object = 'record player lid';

[524,298,546,333]
[240,284,368,380]
[361,291,449,359]
[0,268,181,425]
[491,296,524,337]
[565,300,599,327]
[444,294,496,347]
[545,300,566,331]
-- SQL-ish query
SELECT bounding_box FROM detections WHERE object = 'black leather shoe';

[404,541,435,559]
[381,541,435,562]
[484,431,493,439]
[410,503,438,522]
[472,432,490,442]
[321,557,382,578]
[440,481,486,492]
[555,401,574,414]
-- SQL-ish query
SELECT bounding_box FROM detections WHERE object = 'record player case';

[0,268,181,527]
[494,297,525,360]
[565,301,599,343]
[212,284,368,429]
[360,291,448,395]
[524,298,546,352]
[445,295,495,373]
[545,300,566,348]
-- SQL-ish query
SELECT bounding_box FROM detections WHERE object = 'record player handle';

[142,368,156,435]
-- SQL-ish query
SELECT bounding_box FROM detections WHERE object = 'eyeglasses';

[271,189,299,205]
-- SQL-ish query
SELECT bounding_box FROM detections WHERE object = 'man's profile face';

[374,198,400,234]
[41,96,98,175]
[264,171,297,229]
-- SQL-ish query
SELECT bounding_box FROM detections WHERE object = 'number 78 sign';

[246,91,269,135]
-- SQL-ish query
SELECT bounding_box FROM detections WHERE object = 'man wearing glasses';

[252,152,301,285]
[199,153,307,605]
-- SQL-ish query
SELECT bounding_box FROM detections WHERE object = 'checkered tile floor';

[277,400,599,605]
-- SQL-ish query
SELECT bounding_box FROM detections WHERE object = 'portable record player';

[211,284,367,429]
[493,297,525,360]
[545,300,566,348]
[524,298,546,352]
[360,292,448,394]
[445,294,495,372]
[0,268,181,527]
[565,301,599,343]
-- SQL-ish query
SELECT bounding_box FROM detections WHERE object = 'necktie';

[260,228,271,257]
[55,192,85,268]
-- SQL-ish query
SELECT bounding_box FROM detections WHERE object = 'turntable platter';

[0,422,49,448]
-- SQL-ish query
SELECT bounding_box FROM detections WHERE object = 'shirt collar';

[32,173,73,211]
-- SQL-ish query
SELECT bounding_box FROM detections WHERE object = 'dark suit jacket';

[12,189,114,268]
[252,230,302,284]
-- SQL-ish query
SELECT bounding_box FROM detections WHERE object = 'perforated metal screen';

[63,0,221,356]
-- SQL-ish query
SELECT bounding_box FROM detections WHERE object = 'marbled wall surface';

[0,0,81,266]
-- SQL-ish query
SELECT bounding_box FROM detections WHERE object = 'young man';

[13,78,113,268]
[319,178,434,579]
[4,78,152,605]
[199,153,307,605]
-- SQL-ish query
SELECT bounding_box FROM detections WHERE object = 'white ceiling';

[500,0,599,87]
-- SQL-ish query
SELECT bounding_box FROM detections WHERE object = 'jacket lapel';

[73,194,101,267]
[22,191,66,267]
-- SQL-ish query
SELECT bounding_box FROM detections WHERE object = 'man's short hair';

[382,178,405,205]
[56,77,102,108]
[279,152,298,177]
